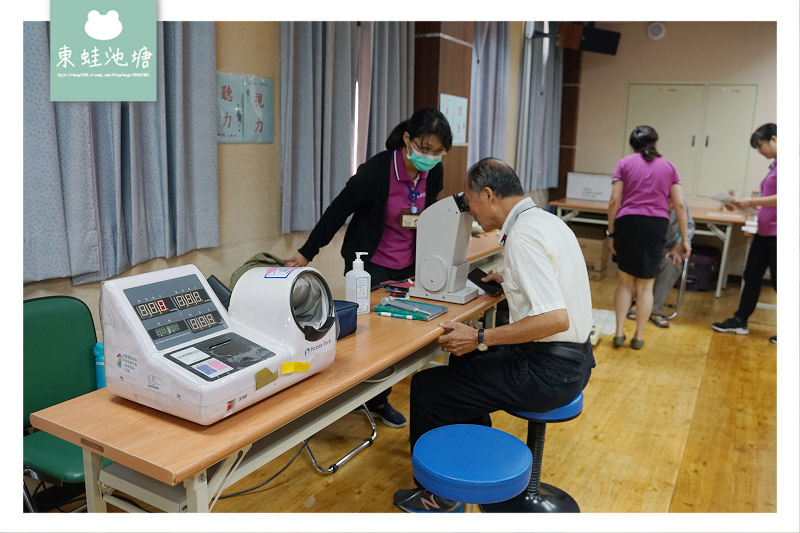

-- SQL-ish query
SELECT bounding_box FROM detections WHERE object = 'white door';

[694,84,758,197]
[623,83,758,198]
[623,84,705,195]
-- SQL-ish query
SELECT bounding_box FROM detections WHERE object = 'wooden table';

[550,197,747,298]
[30,235,503,513]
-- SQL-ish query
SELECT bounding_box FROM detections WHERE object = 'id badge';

[400,209,420,229]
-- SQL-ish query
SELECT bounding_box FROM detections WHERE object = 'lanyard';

[394,150,422,214]
[500,199,537,246]
[406,179,422,213]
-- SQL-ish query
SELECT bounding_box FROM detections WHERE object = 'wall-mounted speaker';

[579,26,621,55]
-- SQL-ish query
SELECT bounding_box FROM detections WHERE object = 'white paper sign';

[566,172,613,201]
[439,93,468,145]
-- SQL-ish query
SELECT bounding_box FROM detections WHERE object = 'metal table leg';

[184,471,211,513]
[716,223,733,297]
[83,449,107,512]
[303,405,377,474]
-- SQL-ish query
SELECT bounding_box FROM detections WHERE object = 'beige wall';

[23,22,349,338]
[574,21,776,196]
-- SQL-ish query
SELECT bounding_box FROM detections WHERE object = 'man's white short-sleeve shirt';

[499,197,593,343]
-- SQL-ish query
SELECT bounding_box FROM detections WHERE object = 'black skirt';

[613,215,668,279]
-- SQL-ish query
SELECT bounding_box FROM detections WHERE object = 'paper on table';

[706,211,747,219]
[709,191,757,216]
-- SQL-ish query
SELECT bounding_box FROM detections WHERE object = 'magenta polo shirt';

[370,149,428,270]
[757,160,777,236]
[612,153,681,220]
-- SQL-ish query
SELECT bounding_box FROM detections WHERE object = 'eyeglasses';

[412,139,447,158]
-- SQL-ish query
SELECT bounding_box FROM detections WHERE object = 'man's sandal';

[649,315,670,328]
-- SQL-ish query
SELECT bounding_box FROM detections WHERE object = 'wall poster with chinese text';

[439,93,468,146]
[243,76,274,143]
[217,72,243,143]
[217,72,274,144]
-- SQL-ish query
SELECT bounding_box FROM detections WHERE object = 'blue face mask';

[407,144,443,172]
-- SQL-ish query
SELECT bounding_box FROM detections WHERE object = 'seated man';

[393,157,596,512]
[628,203,695,327]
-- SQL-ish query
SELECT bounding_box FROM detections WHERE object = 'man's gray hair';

[466,158,524,198]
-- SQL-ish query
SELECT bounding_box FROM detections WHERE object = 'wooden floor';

[206,264,778,515]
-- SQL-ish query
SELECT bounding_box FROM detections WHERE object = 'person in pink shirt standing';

[284,108,452,427]
[712,123,777,343]
[607,126,691,349]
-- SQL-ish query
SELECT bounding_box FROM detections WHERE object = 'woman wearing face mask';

[285,107,452,428]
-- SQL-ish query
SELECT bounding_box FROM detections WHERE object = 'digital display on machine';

[134,288,210,320]
[136,297,177,320]
[148,321,188,340]
[124,274,228,351]
[173,288,210,310]
[186,311,223,334]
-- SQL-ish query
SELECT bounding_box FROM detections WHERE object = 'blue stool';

[480,392,584,513]
[412,424,533,511]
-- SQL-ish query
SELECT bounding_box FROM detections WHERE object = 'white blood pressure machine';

[408,193,478,304]
[101,264,337,425]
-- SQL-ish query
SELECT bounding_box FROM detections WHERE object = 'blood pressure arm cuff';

[333,300,358,339]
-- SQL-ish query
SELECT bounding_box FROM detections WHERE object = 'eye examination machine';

[408,193,478,304]
[101,264,337,425]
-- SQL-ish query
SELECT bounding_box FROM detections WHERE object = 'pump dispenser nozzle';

[353,252,367,270]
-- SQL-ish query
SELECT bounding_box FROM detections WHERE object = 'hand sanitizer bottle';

[345,252,371,314]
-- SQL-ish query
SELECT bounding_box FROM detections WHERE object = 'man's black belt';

[530,337,591,362]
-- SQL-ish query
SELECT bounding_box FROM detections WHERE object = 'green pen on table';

[376,311,421,320]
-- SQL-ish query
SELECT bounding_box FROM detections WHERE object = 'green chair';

[23,296,110,512]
